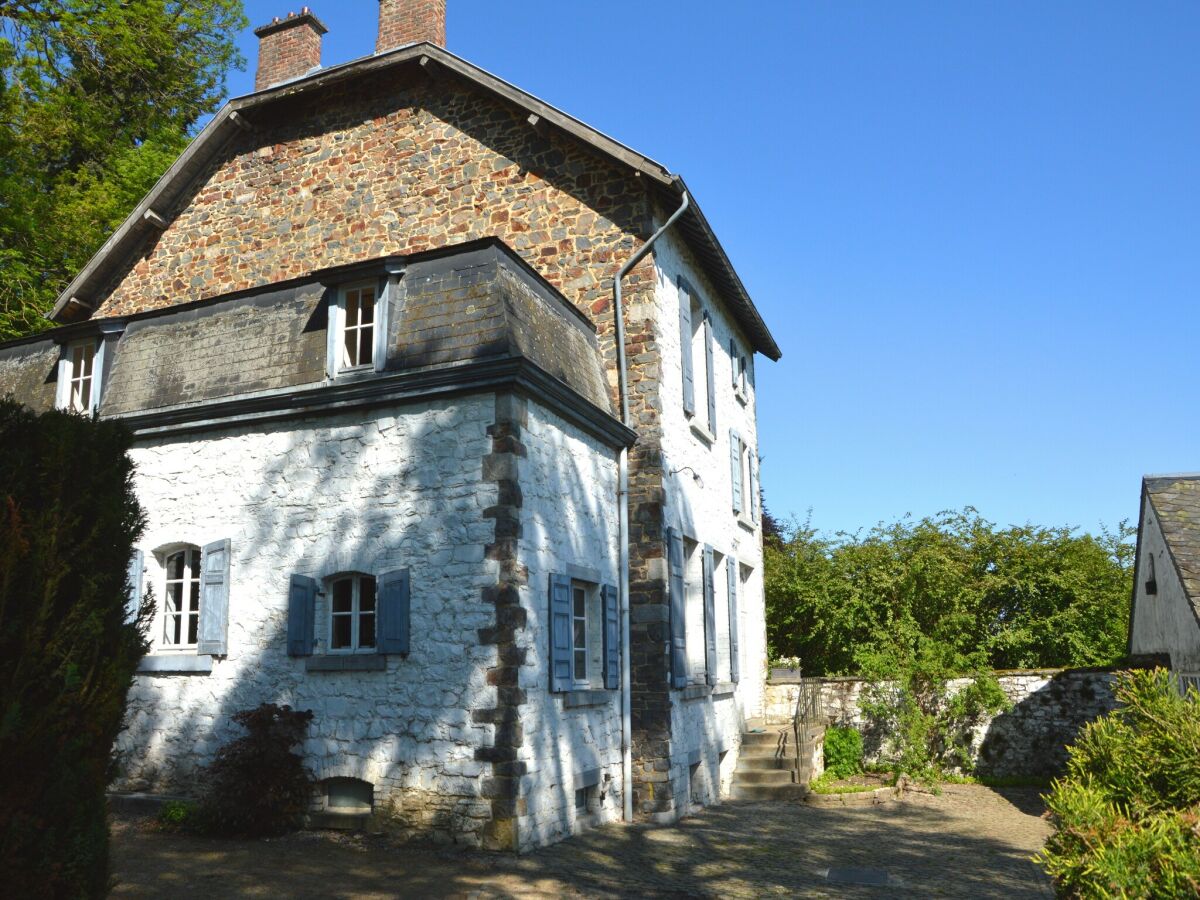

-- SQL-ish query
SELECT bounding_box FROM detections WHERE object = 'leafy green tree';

[765,508,1134,675]
[0,0,247,338]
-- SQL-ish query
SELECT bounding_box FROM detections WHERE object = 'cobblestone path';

[111,784,1053,898]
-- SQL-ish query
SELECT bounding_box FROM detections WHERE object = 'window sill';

[688,420,715,446]
[561,689,615,709]
[305,654,387,672]
[737,515,756,533]
[137,655,213,675]
[713,682,737,698]
[679,683,713,701]
[735,390,749,407]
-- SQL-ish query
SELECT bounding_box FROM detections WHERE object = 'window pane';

[332,579,352,613]
[360,577,376,613]
[359,613,376,648]
[358,325,373,367]
[574,649,587,680]
[360,291,374,324]
[573,588,585,618]
[331,614,352,649]
[343,325,358,368]
[187,612,199,646]
[345,291,360,328]
[164,582,181,613]
[80,346,94,377]
[167,551,184,581]
[188,550,200,578]
[188,578,200,613]
[166,614,180,646]
[573,619,586,648]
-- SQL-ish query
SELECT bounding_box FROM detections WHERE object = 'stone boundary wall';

[764,668,1119,778]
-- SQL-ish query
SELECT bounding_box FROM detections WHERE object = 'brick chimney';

[254,8,328,91]
[376,0,446,53]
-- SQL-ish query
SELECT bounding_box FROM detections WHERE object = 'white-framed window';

[329,281,383,376]
[57,339,100,413]
[162,546,202,649]
[730,338,748,404]
[569,580,603,688]
[329,573,377,653]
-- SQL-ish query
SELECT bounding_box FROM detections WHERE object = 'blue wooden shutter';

[549,573,572,692]
[125,550,144,624]
[378,568,411,655]
[703,314,717,434]
[749,453,760,524]
[197,539,231,656]
[602,583,619,690]
[730,430,743,515]
[702,545,717,685]
[727,556,740,683]
[679,278,695,416]
[667,528,688,689]
[287,575,317,657]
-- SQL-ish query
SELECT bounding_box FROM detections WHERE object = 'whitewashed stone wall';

[516,403,623,848]
[117,396,501,844]
[652,227,768,817]
[764,669,1118,777]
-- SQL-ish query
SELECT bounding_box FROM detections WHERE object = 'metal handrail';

[791,669,821,780]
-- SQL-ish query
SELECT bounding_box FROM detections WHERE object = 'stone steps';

[731,722,825,802]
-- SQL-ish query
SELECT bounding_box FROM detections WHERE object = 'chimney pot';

[376,0,446,53]
[253,8,329,91]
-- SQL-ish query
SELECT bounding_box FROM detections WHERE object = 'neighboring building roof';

[1144,473,1200,617]
[50,42,781,360]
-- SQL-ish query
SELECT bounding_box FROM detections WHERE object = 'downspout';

[614,186,690,823]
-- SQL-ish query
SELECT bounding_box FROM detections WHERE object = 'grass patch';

[810,773,883,795]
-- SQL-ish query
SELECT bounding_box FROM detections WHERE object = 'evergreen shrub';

[0,400,147,898]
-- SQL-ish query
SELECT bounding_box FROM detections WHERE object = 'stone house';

[1129,473,1200,691]
[0,1,780,850]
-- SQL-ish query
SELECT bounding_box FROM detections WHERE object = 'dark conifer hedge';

[0,399,148,898]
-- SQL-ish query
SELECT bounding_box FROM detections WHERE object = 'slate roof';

[49,42,781,360]
[1144,474,1200,617]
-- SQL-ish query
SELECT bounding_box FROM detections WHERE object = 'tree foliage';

[0,399,148,898]
[765,508,1134,675]
[1035,669,1200,897]
[0,0,247,338]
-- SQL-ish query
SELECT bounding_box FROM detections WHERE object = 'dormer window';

[56,338,101,413]
[341,283,375,369]
[328,281,384,376]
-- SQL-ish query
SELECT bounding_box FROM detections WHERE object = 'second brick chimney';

[376,0,446,53]
[254,8,328,91]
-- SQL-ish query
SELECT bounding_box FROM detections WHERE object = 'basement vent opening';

[324,777,373,813]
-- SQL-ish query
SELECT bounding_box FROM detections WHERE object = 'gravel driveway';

[110,784,1053,898]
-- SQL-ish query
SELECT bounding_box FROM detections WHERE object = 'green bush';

[1035,668,1200,898]
[0,400,148,898]
[197,704,315,837]
[157,800,197,828]
[823,727,864,779]
[859,643,1009,784]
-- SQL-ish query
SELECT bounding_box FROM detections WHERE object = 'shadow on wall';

[976,671,1118,779]
[116,399,505,842]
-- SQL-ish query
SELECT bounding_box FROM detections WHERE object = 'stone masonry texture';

[764,669,1119,778]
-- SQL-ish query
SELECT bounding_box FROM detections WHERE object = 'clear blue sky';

[230,1,1199,537]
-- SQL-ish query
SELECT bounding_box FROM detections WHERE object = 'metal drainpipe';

[614,187,690,823]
